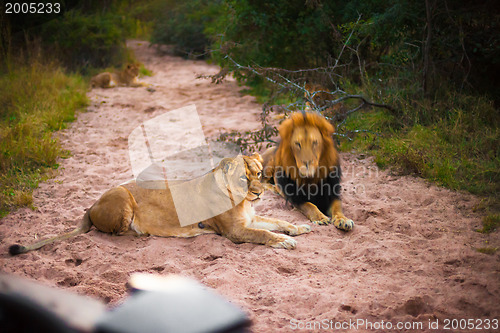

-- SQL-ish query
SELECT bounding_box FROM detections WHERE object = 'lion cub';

[90,63,147,88]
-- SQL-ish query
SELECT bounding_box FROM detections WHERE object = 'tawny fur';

[9,153,311,255]
[262,112,354,230]
[304,83,345,117]
[90,63,146,89]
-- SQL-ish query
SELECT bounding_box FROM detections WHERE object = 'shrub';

[41,11,129,71]
[150,0,216,57]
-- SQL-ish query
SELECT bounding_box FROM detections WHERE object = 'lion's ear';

[218,158,234,174]
[250,152,263,163]
[320,118,335,136]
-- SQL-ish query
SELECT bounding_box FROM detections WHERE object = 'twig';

[332,14,362,71]
[210,23,394,151]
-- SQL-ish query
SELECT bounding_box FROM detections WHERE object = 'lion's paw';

[311,216,330,225]
[287,224,312,236]
[271,235,297,250]
[332,216,354,231]
[296,224,312,234]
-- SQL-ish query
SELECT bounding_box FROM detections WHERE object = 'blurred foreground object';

[0,273,251,333]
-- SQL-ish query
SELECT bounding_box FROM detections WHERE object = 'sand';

[1,40,499,332]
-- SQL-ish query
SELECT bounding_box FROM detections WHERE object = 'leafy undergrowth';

[0,62,88,217]
[237,74,499,225]
[340,85,499,224]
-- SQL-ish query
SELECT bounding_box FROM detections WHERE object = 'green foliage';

[41,11,129,71]
[476,247,498,255]
[1,1,157,72]
[341,89,499,198]
[338,47,499,204]
[215,0,343,69]
[139,64,153,77]
[0,62,88,216]
[0,0,156,217]
[148,0,499,214]
[149,0,499,101]
[150,0,219,57]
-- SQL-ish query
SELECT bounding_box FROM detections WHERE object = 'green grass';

[476,247,498,255]
[476,214,500,234]
[341,111,499,220]
[237,72,500,222]
[139,64,153,77]
[0,62,88,216]
[339,81,499,207]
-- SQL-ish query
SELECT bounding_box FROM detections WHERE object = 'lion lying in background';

[9,153,311,256]
[304,83,344,116]
[90,63,146,88]
[262,112,354,231]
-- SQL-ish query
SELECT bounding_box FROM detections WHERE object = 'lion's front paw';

[332,215,354,231]
[296,224,312,234]
[270,235,297,249]
[311,215,330,225]
[286,224,312,236]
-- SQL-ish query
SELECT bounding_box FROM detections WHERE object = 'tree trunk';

[423,0,433,94]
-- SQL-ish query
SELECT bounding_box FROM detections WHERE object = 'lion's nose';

[299,162,315,177]
[302,160,315,169]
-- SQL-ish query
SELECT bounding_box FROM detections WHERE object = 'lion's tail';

[9,210,93,256]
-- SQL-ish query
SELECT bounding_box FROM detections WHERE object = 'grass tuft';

[476,214,500,234]
[139,64,153,77]
[476,247,498,255]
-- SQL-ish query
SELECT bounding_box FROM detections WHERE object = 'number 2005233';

[5,3,61,14]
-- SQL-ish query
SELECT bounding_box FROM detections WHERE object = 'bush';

[150,0,216,57]
[41,11,129,71]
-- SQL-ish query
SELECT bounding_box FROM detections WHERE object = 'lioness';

[9,153,311,255]
[262,112,354,231]
[90,63,146,89]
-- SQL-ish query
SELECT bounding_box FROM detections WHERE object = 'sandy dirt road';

[1,40,499,332]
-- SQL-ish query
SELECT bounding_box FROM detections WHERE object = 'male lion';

[262,112,354,231]
[90,63,146,89]
[9,153,310,256]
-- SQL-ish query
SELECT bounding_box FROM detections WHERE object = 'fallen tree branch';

[196,68,229,84]
[207,25,393,151]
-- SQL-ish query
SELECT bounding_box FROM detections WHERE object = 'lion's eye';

[295,142,301,149]
[239,175,248,182]
[312,140,318,147]
[257,172,262,178]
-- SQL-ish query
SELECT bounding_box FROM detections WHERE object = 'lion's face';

[275,112,337,182]
[290,125,323,178]
[215,153,264,203]
[242,153,264,201]
[125,64,140,79]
